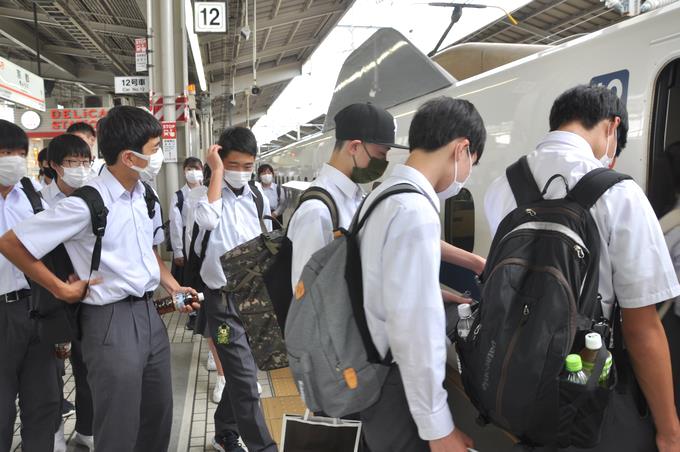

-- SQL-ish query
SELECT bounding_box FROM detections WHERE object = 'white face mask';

[61,166,92,189]
[185,169,203,185]
[437,147,472,201]
[260,174,273,185]
[0,155,27,187]
[600,128,617,169]
[224,170,251,189]
[130,147,164,181]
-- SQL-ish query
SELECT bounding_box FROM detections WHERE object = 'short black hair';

[183,156,203,169]
[38,148,48,164]
[203,163,211,186]
[408,97,486,163]
[257,164,274,175]
[0,119,28,152]
[97,106,162,165]
[47,134,92,166]
[333,140,346,152]
[217,127,258,159]
[549,84,629,154]
[66,122,96,137]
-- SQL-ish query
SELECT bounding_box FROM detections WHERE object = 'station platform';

[11,309,517,452]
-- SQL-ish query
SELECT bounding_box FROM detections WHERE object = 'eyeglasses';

[62,159,93,168]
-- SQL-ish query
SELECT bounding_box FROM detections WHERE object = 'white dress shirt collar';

[318,163,362,201]
[100,167,146,201]
[537,131,601,166]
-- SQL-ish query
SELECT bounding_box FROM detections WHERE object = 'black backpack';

[262,187,339,335]
[456,157,631,449]
[182,181,265,292]
[22,179,158,343]
[165,189,185,253]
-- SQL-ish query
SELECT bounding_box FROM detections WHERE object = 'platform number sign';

[195,2,226,33]
[590,70,630,106]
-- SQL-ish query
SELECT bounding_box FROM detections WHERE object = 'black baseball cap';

[334,103,408,149]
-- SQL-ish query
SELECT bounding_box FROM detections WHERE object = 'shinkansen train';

[258,5,680,448]
[260,2,680,294]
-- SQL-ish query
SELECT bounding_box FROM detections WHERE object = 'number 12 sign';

[195,2,226,33]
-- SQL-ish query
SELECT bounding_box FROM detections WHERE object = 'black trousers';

[0,297,60,452]
[205,288,277,452]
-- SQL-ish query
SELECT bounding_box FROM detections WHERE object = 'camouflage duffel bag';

[220,229,289,371]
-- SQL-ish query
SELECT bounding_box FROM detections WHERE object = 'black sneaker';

[211,431,245,452]
[62,399,75,418]
[185,314,196,331]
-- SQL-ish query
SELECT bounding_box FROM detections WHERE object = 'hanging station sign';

[0,56,45,111]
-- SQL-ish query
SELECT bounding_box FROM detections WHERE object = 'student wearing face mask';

[0,107,200,452]
[170,157,203,330]
[0,120,60,452]
[194,127,275,452]
[287,103,404,290]
[256,164,287,229]
[355,97,484,452]
[38,147,56,187]
[41,133,96,452]
[485,85,680,452]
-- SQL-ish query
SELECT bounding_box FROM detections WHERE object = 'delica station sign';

[22,107,109,138]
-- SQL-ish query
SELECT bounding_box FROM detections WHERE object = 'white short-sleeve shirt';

[0,181,46,294]
[287,164,364,290]
[14,168,162,305]
[484,131,680,317]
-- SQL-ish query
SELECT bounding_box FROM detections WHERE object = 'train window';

[444,188,475,252]
[649,58,680,218]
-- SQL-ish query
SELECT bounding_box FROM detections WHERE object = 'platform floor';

[12,310,516,452]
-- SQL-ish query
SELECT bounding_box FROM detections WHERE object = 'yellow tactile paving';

[271,376,300,397]
[269,367,294,380]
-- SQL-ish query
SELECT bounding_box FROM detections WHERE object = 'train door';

[648,58,680,218]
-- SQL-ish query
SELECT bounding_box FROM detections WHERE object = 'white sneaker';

[73,431,95,451]
[207,351,217,371]
[257,382,262,395]
[54,421,66,452]
[212,375,226,404]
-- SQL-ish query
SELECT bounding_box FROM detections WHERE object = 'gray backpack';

[285,184,423,417]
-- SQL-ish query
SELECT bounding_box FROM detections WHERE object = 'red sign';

[135,38,147,54]
[162,121,177,140]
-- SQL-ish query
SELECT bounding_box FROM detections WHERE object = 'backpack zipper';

[524,206,581,220]
[488,258,578,420]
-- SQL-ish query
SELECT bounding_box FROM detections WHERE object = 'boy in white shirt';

[485,85,680,451]
[194,127,276,452]
[357,97,486,452]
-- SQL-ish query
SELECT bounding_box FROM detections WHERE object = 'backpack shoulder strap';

[248,181,267,233]
[20,178,44,214]
[568,168,633,209]
[297,186,340,231]
[506,156,542,207]
[176,189,184,214]
[351,183,427,234]
[70,186,108,275]
[141,181,158,220]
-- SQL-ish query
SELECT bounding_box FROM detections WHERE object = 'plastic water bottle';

[456,303,474,374]
[457,303,474,340]
[565,354,588,385]
[154,292,204,315]
[580,332,612,385]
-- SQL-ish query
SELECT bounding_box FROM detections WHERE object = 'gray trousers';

[80,299,172,452]
[205,288,277,452]
[56,338,93,436]
[360,366,429,452]
[0,297,60,452]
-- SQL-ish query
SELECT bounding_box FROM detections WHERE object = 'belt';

[120,291,155,303]
[0,289,32,304]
